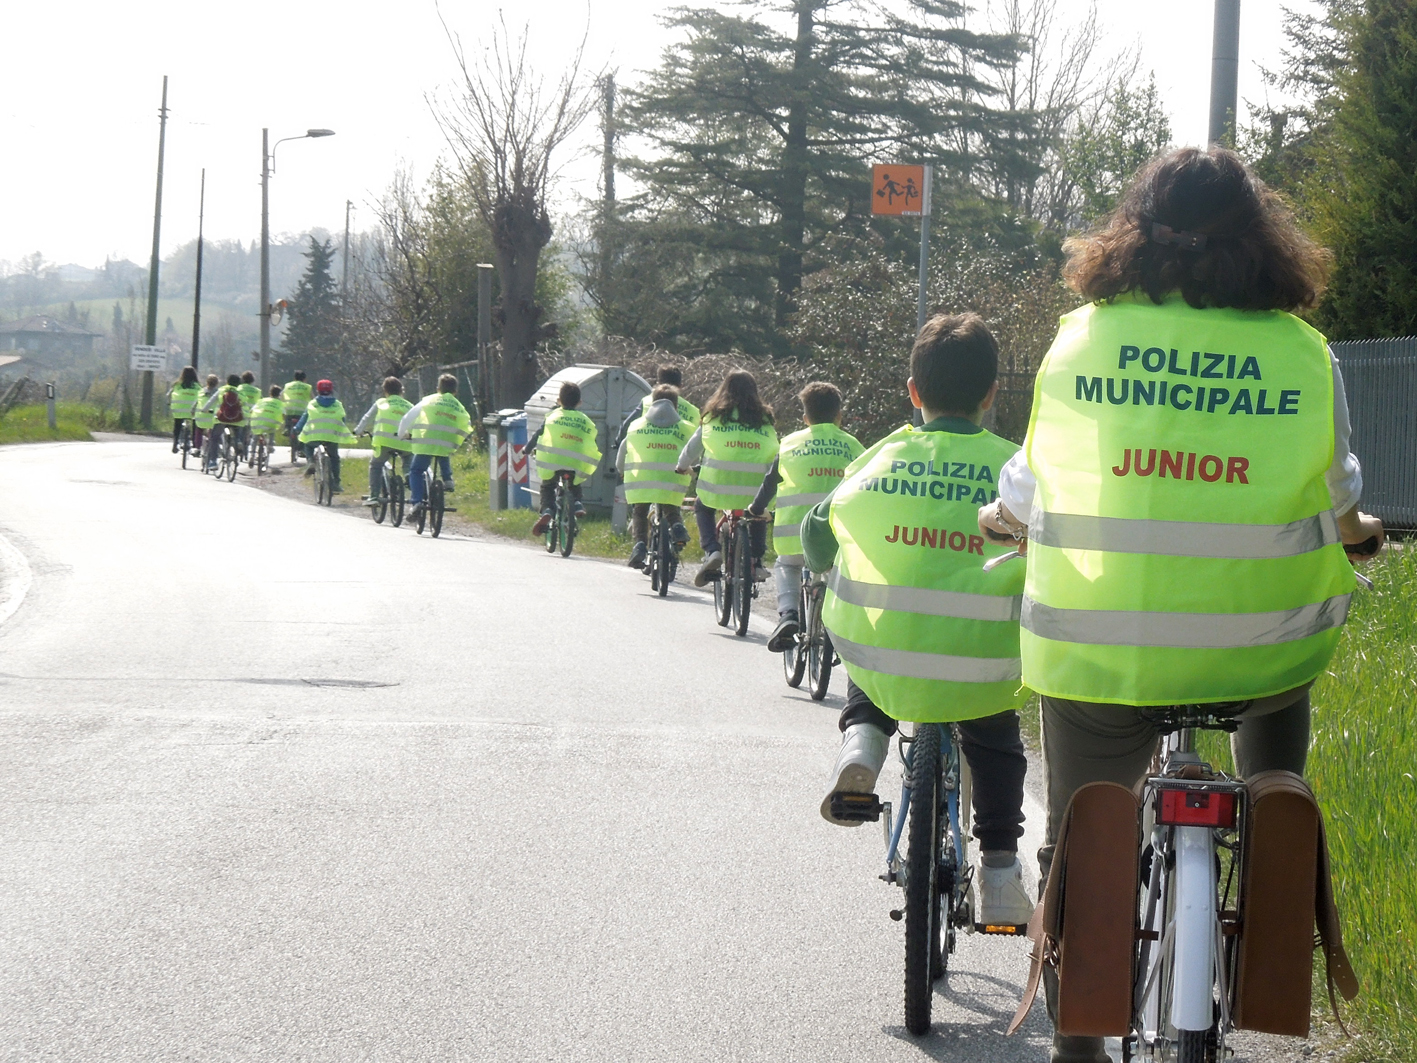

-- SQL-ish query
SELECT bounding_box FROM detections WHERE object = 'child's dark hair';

[206,373,219,387]
[798,381,842,424]
[179,365,198,388]
[656,364,683,388]
[269,384,282,398]
[293,370,306,381]
[384,376,404,395]
[438,373,458,394]
[226,373,241,387]
[651,384,679,403]
[910,313,998,415]
[702,369,772,429]
[241,371,255,384]
[559,381,582,409]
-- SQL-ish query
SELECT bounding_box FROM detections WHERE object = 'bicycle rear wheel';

[430,479,445,538]
[904,725,943,1035]
[180,423,191,469]
[714,533,733,627]
[225,436,239,482]
[656,514,672,597]
[559,483,576,558]
[389,469,405,527]
[256,437,269,475]
[808,589,833,701]
[783,577,808,687]
[733,523,752,636]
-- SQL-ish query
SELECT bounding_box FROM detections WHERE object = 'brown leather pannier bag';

[1231,770,1359,1036]
[1009,781,1140,1037]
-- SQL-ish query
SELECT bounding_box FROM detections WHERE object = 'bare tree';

[434,13,596,406]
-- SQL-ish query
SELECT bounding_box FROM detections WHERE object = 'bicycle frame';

[881,724,970,902]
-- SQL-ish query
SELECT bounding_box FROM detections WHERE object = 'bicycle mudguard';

[1232,770,1359,1036]
[1008,781,1139,1038]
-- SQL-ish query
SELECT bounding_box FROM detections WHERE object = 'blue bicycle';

[832,722,992,1034]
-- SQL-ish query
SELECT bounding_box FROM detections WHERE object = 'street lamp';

[260,127,335,390]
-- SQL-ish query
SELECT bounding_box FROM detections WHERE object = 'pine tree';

[616,0,1029,354]
[277,238,341,377]
[1311,0,1417,339]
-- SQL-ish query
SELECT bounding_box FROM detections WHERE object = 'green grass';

[1196,548,1417,1059]
[0,402,98,444]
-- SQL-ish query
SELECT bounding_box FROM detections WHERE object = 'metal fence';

[1332,337,1417,528]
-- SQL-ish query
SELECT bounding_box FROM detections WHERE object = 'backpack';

[217,390,244,423]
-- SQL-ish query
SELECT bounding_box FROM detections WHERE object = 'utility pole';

[342,199,352,301]
[140,75,169,427]
[191,169,205,370]
[1208,0,1241,146]
[598,73,616,327]
[259,128,271,391]
[477,263,494,414]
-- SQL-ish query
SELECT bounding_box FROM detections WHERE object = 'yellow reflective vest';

[249,397,284,436]
[772,423,863,560]
[623,411,694,504]
[1021,294,1355,705]
[193,388,219,430]
[822,422,1026,722]
[696,412,777,511]
[167,383,201,420]
[408,393,471,457]
[281,380,314,416]
[535,407,601,484]
[372,396,414,455]
[299,399,354,444]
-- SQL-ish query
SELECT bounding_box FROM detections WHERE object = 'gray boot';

[1050,1034,1110,1063]
[820,723,889,826]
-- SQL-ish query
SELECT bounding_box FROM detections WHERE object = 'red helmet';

[316,379,334,395]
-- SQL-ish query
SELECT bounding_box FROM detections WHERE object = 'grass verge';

[0,402,96,444]
[1197,547,1417,1059]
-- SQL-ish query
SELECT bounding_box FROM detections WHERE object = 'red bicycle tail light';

[1157,788,1237,828]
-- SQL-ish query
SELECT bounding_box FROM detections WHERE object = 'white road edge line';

[0,530,34,629]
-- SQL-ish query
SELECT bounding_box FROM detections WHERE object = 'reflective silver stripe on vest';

[1031,509,1340,559]
[829,570,1021,622]
[698,482,759,496]
[1021,593,1351,649]
[702,457,770,474]
[625,480,688,493]
[777,491,829,507]
[418,424,462,438]
[538,444,594,464]
[623,461,678,472]
[831,632,1022,684]
[774,521,803,539]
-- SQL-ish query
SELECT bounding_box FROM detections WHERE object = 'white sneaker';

[976,857,1035,928]
[693,551,723,587]
[820,724,889,827]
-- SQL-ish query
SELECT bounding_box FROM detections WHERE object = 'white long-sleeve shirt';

[396,395,438,439]
[998,349,1364,519]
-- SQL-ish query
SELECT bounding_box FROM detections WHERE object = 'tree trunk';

[775,0,815,330]
[492,193,552,407]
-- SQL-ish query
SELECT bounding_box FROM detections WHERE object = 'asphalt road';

[0,439,1299,1062]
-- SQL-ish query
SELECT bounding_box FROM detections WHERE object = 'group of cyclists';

[164,368,473,519]
[159,146,1380,1058]
[528,146,1385,1062]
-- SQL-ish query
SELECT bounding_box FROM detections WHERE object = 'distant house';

[0,315,102,368]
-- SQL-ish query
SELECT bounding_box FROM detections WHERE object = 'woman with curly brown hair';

[676,369,778,585]
[979,146,1382,1063]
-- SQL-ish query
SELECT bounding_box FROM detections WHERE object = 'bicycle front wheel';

[904,724,943,1035]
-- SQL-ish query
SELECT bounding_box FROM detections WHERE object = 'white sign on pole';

[130,345,167,372]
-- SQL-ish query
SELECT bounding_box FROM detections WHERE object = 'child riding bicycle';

[293,379,354,493]
[191,373,219,461]
[355,375,414,505]
[280,371,314,461]
[804,313,1034,931]
[746,381,863,652]
[528,381,601,537]
[616,383,693,569]
[397,373,472,512]
[200,373,248,471]
[676,370,777,586]
[166,365,202,453]
[247,385,285,456]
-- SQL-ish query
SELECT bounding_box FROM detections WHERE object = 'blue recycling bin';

[501,411,531,509]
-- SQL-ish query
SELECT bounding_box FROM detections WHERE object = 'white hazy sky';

[0,0,1311,270]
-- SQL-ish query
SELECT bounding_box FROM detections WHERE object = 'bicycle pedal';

[973,922,1029,936]
[442,506,457,512]
[829,791,882,822]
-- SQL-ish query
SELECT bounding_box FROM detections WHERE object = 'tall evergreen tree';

[277,238,341,377]
[1311,0,1417,338]
[617,0,1030,354]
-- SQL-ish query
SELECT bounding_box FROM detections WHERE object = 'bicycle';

[543,470,578,557]
[285,416,302,464]
[829,722,987,1035]
[709,509,763,637]
[248,432,270,475]
[215,426,240,483]
[782,567,834,699]
[311,445,334,506]
[177,419,194,470]
[413,460,454,537]
[370,452,407,527]
[643,502,684,597]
